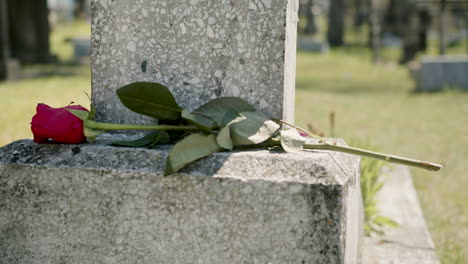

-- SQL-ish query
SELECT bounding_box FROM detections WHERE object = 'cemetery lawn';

[0,21,466,264]
[296,50,467,264]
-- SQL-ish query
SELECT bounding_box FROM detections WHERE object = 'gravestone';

[415,55,468,92]
[91,0,297,124]
[297,38,329,53]
[0,0,363,263]
[73,37,91,59]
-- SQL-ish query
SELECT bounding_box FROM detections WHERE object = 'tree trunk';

[0,0,9,80]
[368,0,381,63]
[354,0,367,30]
[304,0,318,35]
[438,0,447,55]
[7,0,52,64]
[327,0,345,47]
[74,0,87,19]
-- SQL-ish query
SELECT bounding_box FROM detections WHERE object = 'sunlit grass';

[296,50,468,264]
[0,69,91,145]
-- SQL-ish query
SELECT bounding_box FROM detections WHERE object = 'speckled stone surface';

[0,139,361,263]
[91,0,298,125]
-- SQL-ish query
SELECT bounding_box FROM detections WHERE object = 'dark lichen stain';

[72,147,81,156]
[215,86,223,97]
[10,156,19,163]
[141,60,147,73]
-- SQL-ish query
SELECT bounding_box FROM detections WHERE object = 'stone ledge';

[1,139,358,186]
[0,139,361,263]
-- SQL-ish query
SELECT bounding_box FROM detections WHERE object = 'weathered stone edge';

[0,139,359,186]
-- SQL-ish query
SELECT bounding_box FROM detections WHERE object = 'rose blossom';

[31,103,88,144]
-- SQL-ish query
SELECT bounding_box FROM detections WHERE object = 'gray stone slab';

[91,0,298,125]
[416,55,468,92]
[0,138,361,263]
[297,38,329,53]
[73,38,91,58]
[362,165,440,264]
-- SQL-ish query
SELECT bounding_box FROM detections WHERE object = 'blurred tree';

[384,0,431,63]
[327,0,346,46]
[303,0,318,35]
[438,0,447,55]
[354,0,368,30]
[7,0,53,64]
[0,0,9,80]
[74,0,87,19]
[368,0,381,63]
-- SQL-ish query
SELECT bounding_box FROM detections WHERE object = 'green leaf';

[165,134,223,176]
[67,109,104,142]
[280,128,307,153]
[116,82,182,120]
[112,131,161,147]
[374,216,399,228]
[67,109,89,121]
[148,131,171,148]
[229,111,280,146]
[83,125,105,142]
[181,110,213,133]
[194,97,255,125]
[217,126,233,150]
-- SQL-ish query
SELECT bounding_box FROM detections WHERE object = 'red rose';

[31,103,89,144]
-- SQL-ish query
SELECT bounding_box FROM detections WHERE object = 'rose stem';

[274,119,443,172]
[303,143,443,171]
[84,120,199,131]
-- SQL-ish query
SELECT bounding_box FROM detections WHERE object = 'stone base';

[0,139,361,263]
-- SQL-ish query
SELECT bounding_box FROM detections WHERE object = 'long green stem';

[274,119,442,171]
[85,120,199,131]
[304,143,443,172]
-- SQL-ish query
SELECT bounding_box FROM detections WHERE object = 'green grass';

[0,21,92,146]
[1,21,467,264]
[0,68,91,145]
[296,49,468,263]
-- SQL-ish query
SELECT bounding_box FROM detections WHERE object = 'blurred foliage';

[359,151,399,236]
[50,20,91,62]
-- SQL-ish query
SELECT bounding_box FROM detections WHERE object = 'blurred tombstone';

[381,32,402,47]
[48,0,75,24]
[414,55,468,91]
[7,0,54,64]
[297,38,329,52]
[72,37,91,63]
